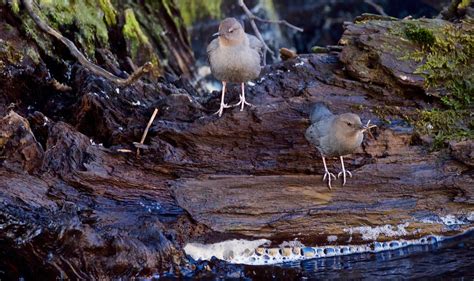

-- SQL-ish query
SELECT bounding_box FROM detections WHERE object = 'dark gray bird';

[305,102,376,189]
[207,17,263,117]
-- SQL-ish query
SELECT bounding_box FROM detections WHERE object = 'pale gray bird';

[305,102,376,189]
[207,17,263,117]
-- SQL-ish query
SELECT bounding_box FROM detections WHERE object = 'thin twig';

[23,0,153,86]
[136,108,158,156]
[363,0,388,16]
[238,0,274,63]
[249,16,303,32]
[238,0,304,64]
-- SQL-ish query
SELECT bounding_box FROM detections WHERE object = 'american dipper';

[207,17,263,117]
[305,102,376,189]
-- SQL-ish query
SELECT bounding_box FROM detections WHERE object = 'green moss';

[414,109,473,149]
[413,22,474,109]
[123,8,150,59]
[98,0,117,26]
[311,46,328,53]
[458,0,472,9]
[0,27,41,68]
[176,0,222,27]
[9,0,20,14]
[36,0,110,58]
[399,20,474,147]
[404,22,435,47]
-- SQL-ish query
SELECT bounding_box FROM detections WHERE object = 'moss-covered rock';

[340,15,473,148]
[36,0,112,58]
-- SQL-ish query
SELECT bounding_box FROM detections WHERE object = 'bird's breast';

[209,45,261,83]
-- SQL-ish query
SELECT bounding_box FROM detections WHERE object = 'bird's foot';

[337,169,353,186]
[233,96,255,111]
[323,171,336,189]
[213,103,232,117]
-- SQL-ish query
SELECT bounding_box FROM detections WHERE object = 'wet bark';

[0,1,473,280]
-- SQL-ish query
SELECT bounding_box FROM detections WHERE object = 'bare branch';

[237,0,274,63]
[237,0,303,64]
[364,0,388,16]
[249,16,304,32]
[136,108,159,156]
[23,0,153,86]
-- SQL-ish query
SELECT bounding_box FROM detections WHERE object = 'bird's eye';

[347,122,352,126]
[229,29,234,33]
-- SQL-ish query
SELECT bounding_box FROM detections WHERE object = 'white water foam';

[184,239,270,261]
[184,215,474,266]
[185,235,444,266]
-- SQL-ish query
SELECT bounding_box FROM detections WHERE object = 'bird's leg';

[337,156,352,186]
[234,82,254,111]
[214,81,231,117]
[321,156,336,190]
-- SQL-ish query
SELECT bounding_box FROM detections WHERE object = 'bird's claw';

[337,169,352,186]
[213,103,232,117]
[323,171,336,189]
[233,95,255,111]
[337,170,352,178]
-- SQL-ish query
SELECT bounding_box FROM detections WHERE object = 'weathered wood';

[0,4,473,279]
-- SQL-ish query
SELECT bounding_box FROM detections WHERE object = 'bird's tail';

[309,102,333,124]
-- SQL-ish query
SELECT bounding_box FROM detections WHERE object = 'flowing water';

[277,231,474,279]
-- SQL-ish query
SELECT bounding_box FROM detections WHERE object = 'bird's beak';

[212,32,221,37]
[361,120,377,132]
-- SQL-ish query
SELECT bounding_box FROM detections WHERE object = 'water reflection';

[273,231,474,279]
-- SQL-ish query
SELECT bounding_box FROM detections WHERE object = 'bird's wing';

[247,34,264,56]
[305,117,333,153]
[206,38,219,64]
[309,102,333,124]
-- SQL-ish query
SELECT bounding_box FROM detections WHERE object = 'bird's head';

[334,113,377,137]
[214,18,245,45]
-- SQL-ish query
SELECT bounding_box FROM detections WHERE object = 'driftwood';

[0,3,473,280]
